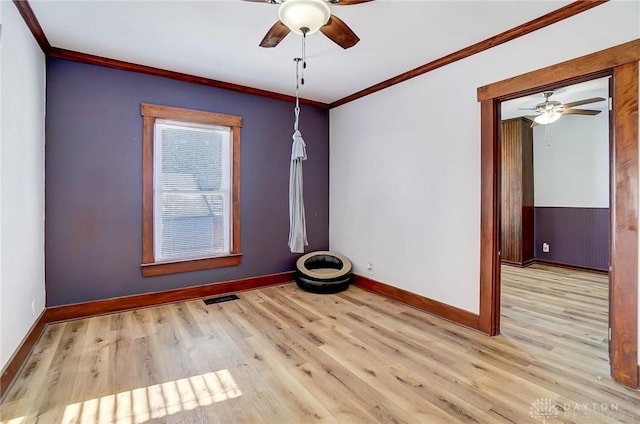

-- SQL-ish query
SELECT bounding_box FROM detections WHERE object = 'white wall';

[533,110,609,208]
[330,1,639,318]
[0,2,46,371]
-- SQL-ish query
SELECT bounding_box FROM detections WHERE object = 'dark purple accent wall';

[45,58,329,306]
[534,207,609,271]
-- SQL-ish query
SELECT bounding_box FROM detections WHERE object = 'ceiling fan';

[521,91,606,126]
[246,0,372,49]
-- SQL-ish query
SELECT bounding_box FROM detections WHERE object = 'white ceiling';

[29,0,575,104]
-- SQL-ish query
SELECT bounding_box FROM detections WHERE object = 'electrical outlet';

[366,262,374,272]
[31,300,36,317]
[542,242,550,253]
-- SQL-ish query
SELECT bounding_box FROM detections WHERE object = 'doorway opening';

[498,76,612,383]
[476,40,639,388]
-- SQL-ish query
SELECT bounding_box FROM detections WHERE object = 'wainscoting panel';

[534,207,609,271]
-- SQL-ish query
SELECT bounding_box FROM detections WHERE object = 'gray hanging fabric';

[288,58,308,253]
[288,130,308,253]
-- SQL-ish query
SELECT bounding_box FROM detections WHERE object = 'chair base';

[295,275,352,294]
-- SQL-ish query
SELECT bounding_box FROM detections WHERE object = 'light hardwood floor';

[1,265,639,423]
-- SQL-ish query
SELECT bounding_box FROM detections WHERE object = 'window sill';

[141,253,242,277]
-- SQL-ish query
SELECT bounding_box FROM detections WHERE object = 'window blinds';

[153,120,231,261]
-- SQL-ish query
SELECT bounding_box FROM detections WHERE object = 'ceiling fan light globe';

[278,0,331,35]
[534,111,562,125]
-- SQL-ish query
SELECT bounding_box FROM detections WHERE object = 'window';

[141,103,241,277]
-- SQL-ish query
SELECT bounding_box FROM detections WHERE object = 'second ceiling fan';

[247,0,372,49]
[521,91,606,126]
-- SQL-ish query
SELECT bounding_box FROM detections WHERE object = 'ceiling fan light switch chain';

[300,30,307,84]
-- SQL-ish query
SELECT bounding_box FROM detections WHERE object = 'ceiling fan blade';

[259,21,290,48]
[562,97,606,108]
[320,15,360,49]
[329,0,374,5]
[561,108,601,115]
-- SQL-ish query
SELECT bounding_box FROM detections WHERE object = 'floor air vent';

[203,294,239,305]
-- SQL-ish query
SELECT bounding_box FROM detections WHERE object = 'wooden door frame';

[477,39,640,388]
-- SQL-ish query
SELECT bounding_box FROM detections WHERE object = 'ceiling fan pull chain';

[301,30,307,85]
[293,27,311,131]
[294,57,302,131]
[545,122,551,147]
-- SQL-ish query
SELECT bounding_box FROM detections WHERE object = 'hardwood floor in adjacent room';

[1,265,639,423]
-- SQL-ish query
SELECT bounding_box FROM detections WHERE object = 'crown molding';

[330,0,608,108]
[13,1,606,110]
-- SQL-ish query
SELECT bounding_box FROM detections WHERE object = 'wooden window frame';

[477,39,640,388]
[140,103,242,277]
